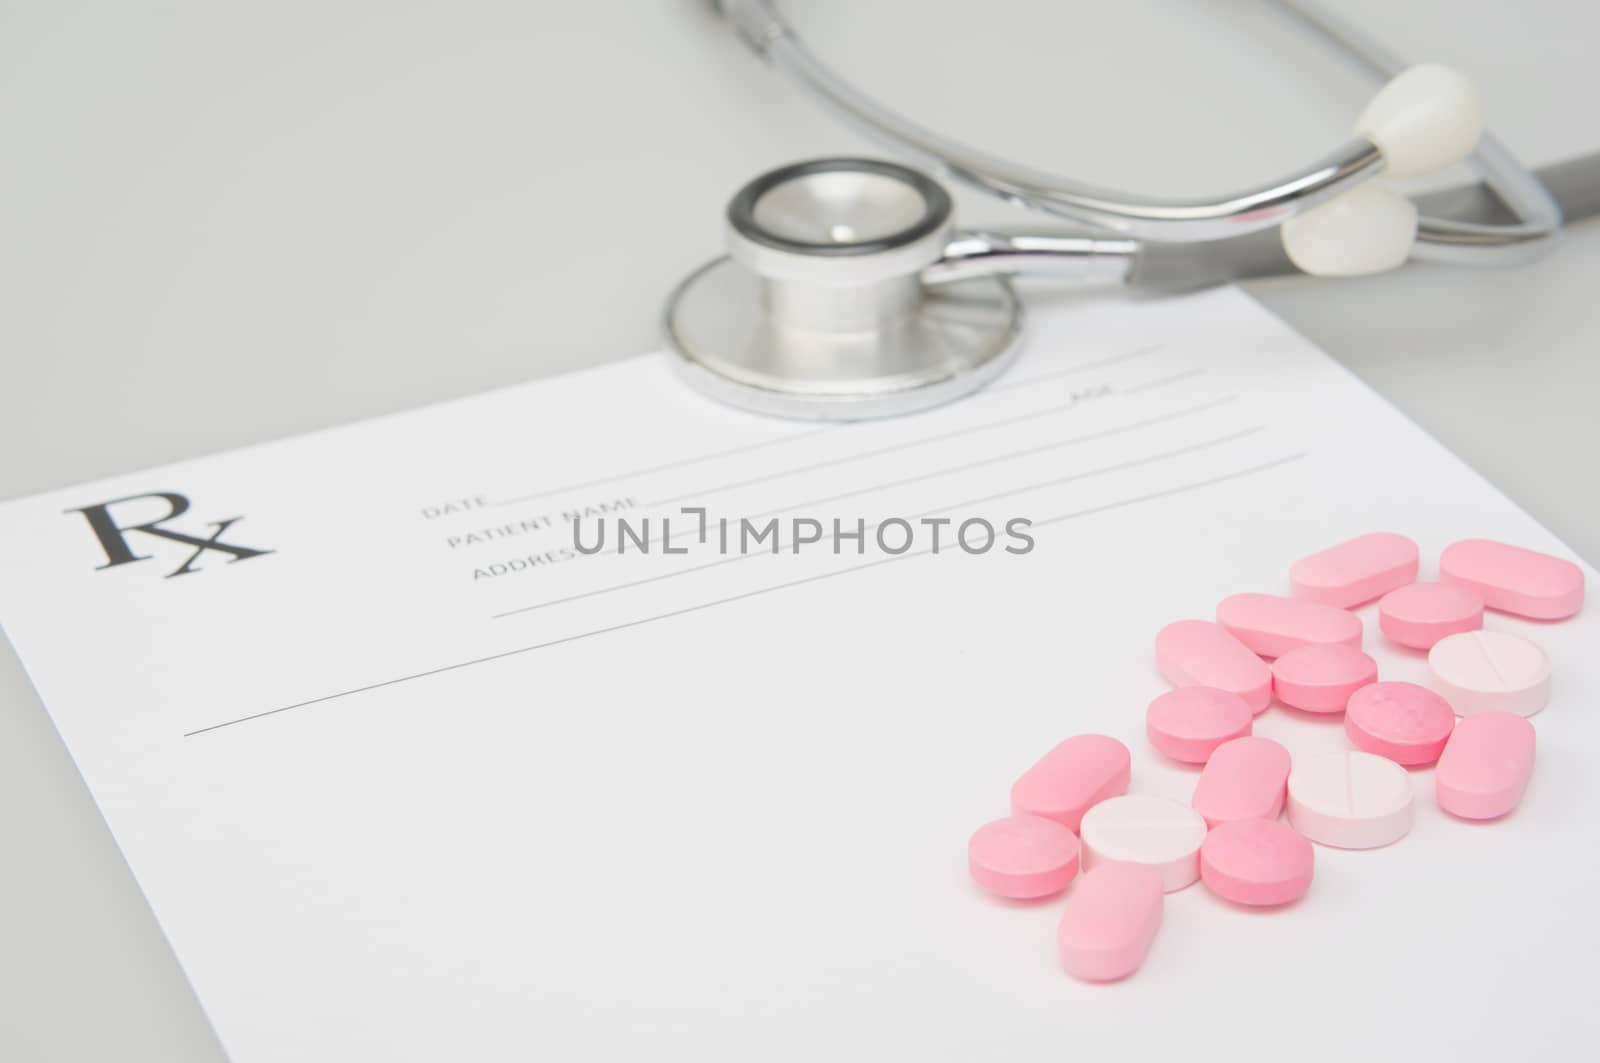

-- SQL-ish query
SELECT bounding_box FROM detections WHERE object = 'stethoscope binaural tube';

[716,0,1561,271]
[669,1,1575,422]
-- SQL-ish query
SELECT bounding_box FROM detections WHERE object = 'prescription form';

[0,287,1594,1061]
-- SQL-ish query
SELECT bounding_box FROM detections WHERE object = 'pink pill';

[1155,620,1272,713]
[1191,736,1291,827]
[1011,735,1130,831]
[1216,593,1363,659]
[1378,581,1484,649]
[1057,862,1164,983]
[968,815,1081,899]
[1439,538,1584,620]
[1290,532,1419,608]
[1435,711,1536,821]
[1200,819,1314,907]
[1145,687,1253,763]
[1344,681,1456,765]
[1270,643,1378,713]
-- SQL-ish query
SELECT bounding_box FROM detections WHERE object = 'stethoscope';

[664,0,1580,421]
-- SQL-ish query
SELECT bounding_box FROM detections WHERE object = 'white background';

[1,1,1598,1059]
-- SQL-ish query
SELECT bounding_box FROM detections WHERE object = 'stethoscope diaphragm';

[664,158,1024,421]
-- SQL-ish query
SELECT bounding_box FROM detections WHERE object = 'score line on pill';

[1287,750,1413,849]
[1428,629,1550,717]
[1080,794,1208,892]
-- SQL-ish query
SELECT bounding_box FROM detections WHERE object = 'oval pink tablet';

[1191,736,1291,827]
[1290,532,1419,608]
[1155,620,1272,713]
[1010,734,1131,831]
[1428,630,1550,717]
[1057,861,1164,983]
[1378,581,1484,649]
[1200,819,1314,907]
[968,815,1081,899]
[1216,593,1363,659]
[1344,681,1455,765]
[1435,711,1536,820]
[1145,687,1253,763]
[1439,538,1584,620]
[1270,643,1378,713]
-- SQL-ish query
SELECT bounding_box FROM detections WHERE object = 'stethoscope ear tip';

[1282,183,1418,277]
[1354,64,1484,180]
[1281,63,1481,278]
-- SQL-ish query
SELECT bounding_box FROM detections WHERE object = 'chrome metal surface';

[684,0,1568,423]
[727,157,952,257]
[753,171,928,247]
[664,255,1024,420]
[719,0,1560,262]
[762,273,921,333]
[923,232,1140,286]
[719,0,1388,242]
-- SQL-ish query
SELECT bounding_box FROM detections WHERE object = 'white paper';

[1,287,1593,1061]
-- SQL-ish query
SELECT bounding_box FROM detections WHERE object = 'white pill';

[1287,751,1413,850]
[1428,630,1551,717]
[1079,794,1208,892]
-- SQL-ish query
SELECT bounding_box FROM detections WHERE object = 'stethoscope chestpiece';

[665,157,1023,421]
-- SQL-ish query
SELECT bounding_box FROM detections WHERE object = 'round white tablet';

[1427,629,1550,717]
[1079,794,1208,892]
[1287,751,1413,850]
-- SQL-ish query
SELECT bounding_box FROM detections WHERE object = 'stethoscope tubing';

[722,0,1573,270]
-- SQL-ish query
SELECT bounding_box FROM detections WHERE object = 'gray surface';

[0,2,1595,1059]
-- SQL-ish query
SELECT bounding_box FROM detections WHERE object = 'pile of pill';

[967,534,1584,982]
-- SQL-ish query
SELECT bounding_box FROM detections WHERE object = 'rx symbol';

[67,492,274,578]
